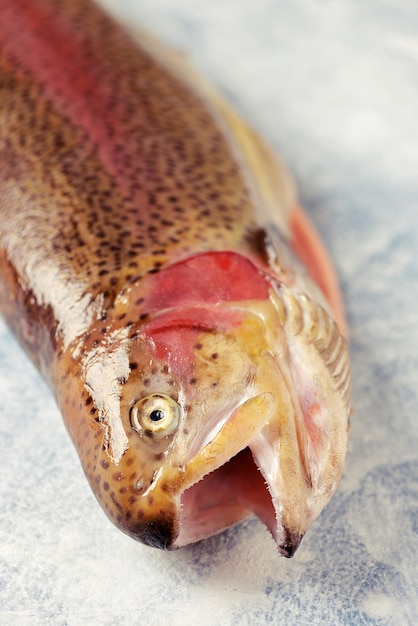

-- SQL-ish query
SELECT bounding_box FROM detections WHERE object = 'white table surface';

[1,0,418,624]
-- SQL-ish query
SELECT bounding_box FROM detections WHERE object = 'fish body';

[0,0,351,556]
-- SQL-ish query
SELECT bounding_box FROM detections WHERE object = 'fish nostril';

[134,476,147,493]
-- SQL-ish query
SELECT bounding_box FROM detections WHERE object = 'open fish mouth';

[177,448,279,549]
[172,392,302,557]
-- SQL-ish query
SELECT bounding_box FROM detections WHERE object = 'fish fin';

[290,205,348,336]
[209,100,296,238]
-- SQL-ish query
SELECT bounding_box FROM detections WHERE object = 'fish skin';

[0,0,351,556]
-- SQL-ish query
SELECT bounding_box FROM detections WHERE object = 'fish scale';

[0,1,259,335]
[0,0,351,556]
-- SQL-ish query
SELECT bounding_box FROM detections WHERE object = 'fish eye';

[130,393,181,439]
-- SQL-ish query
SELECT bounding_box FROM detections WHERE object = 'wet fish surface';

[0,0,351,557]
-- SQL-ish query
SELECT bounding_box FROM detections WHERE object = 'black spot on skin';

[110,491,123,512]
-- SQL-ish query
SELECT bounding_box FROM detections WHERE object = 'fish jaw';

[248,286,350,556]
[172,288,350,556]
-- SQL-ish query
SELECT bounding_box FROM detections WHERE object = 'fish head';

[62,255,350,556]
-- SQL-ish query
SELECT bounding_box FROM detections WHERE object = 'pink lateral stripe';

[0,0,132,192]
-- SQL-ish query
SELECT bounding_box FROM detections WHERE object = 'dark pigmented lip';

[119,514,179,550]
[278,529,304,558]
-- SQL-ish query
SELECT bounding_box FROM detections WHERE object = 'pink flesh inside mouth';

[176,448,277,548]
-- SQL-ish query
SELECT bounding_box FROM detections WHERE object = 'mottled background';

[1,0,418,624]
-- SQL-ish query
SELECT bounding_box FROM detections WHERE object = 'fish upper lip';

[170,393,276,550]
[181,392,275,490]
[184,396,251,464]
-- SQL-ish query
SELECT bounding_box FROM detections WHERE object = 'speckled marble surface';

[1,0,418,624]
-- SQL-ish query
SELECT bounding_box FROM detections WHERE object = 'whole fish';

[0,0,351,557]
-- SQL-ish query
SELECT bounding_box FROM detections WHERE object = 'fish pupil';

[150,409,165,422]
